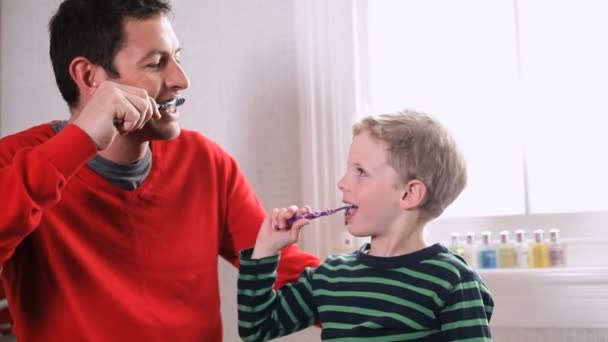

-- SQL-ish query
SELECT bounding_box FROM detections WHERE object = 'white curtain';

[293,0,370,258]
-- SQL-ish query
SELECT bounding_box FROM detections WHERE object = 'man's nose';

[166,60,190,90]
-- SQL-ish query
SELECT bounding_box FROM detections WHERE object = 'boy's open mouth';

[344,204,358,223]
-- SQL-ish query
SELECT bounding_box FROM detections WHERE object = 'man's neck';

[98,135,150,164]
[69,100,150,164]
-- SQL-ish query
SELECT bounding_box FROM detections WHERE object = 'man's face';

[109,14,190,141]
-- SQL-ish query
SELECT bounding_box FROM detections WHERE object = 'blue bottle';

[479,231,497,269]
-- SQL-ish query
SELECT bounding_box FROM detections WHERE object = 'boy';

[238,110,494,341]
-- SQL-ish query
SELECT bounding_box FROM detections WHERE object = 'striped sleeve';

[437,276,494,341]
[237,248,318,342]
[0,284,11,335]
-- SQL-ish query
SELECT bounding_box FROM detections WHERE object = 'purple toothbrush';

[286,205,352,225]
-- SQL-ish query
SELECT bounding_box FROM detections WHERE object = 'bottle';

[478,231,497,269]
[462,232,478,268]
[514,229,530,268]
[548,228,566,267]
[530,229,550,268]
[449,232,464,257]
[497,230,516,268]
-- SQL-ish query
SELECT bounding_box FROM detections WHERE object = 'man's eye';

[147,62,161,69]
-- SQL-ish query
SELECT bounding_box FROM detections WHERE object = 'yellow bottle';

[449,232,464,256]
[530,229,549,268]
[498,230,516,268]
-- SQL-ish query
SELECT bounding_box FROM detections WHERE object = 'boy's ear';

[68,56,103,97]
[399,179,427,210]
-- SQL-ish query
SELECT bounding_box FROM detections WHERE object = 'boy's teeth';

[345,205,357,215]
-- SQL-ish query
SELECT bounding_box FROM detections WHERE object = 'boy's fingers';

[286,205,302,224]
[271,208,280,229]
[277,208,289,228]
[289,224,305,241]
[291,219,309,230]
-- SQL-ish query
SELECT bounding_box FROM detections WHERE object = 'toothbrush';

[286,205,352,226]
[113,96,185,126]
[157,96,185,111]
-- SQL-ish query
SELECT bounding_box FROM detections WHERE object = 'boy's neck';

[368,215,428,257]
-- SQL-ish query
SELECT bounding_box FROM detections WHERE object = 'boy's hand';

[251,205,311,259]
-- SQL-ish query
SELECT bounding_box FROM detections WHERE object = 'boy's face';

[103,14,190,140]
[338,131,405,237]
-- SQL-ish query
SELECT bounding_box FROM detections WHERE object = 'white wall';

[0,0,64,134]
[0,0,318,340]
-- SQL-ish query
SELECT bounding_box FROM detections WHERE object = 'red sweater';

[0,123,320,341]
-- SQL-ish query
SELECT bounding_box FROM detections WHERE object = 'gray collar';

[51,120,152,190]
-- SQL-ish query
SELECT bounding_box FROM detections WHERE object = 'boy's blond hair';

[352,109,467,218]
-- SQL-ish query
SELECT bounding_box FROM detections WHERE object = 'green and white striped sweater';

[238,243,493,342]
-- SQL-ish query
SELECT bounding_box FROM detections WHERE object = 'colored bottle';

[497,230,516,268]
[462,232,478,268]
[449,232,464,256]
[530,229,550,268]
[548,228,566,267]
[514,229,530,268]
[478,231,497,269]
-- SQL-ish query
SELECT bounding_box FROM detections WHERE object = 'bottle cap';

[549,228,560,242]
[481,231,492,245]
[533,229,544,242]
[499,230,510,244]
[514,229,526,243]
[465,232,475,244]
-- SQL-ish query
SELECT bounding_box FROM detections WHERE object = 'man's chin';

[140,121,181,141]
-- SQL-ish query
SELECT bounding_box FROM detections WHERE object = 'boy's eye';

[356,167,367,176]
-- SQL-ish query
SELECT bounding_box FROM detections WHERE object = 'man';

[0,1,320,341]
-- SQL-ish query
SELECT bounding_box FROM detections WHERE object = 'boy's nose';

[337,175,346,191]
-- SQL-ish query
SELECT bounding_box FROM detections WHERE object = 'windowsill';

[478,266,608,284]
[478,267,608,328]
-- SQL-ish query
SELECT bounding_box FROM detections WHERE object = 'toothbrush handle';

[285,206,349,226]
[286,212,322,226]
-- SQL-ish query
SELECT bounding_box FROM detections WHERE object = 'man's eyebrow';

[139,47,182,62]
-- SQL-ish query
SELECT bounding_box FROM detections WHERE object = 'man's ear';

[400,179,427,210]
[68,56,103,96]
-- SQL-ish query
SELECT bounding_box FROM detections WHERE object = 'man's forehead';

[122,14,178,46]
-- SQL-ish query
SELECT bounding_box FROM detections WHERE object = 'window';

[367,0,608,217]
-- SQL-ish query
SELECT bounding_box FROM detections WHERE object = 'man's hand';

[72,81,162,150]
[251,205,311,259]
